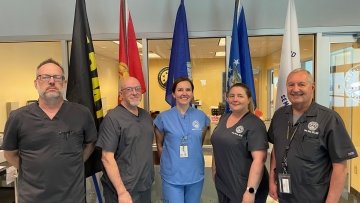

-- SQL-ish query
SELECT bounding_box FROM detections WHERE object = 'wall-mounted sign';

[158,67,169,89]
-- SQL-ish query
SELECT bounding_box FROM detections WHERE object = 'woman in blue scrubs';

[154,77,210,203]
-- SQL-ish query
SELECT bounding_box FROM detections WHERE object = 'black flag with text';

[67,0,104,177]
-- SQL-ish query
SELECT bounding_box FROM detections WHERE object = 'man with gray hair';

[3,58,97,203]
[268,68,357,203]
[96,77,154,203]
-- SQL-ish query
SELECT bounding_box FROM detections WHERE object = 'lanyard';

[281,121,300,174]
[176,109,191,144]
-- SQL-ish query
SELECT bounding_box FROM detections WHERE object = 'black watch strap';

[247,186,256,194]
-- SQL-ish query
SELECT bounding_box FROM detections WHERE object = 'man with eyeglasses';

[96,77,154,203]
[2,58,97,203]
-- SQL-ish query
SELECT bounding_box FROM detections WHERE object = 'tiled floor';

[1,153,359,203]
[1,183,360,202]
[264,191,360,203]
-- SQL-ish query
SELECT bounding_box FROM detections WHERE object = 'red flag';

[118,0,146,103]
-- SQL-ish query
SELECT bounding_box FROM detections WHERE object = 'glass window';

[66,35,315,146]
[0,42,62,131]
[328,39,360,194]
[263,35,315,119]
[148,38,226,145]
[68,40,121,114]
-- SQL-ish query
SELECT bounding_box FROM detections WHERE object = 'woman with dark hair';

[211,83,269,203]
[154,77,210,202]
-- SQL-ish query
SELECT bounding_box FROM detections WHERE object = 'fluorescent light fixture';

[215,51,225,57]
[137,42,143,48]
[148,52,161,58]
[112,41,143,49]
[218,38,225,46]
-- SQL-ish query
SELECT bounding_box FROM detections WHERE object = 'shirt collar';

[30,100,67,120]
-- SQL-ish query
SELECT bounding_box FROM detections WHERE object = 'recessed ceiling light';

[149,52,161,58]
[218,38,225,46]
[137,42,143,48]
[215,51,225,57]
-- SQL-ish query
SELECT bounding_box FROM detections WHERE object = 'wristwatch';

[246,186,256,194]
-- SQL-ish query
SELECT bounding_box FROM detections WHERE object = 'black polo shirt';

[268,102,358,203]
[96,105,154,193]
[3,101,97,203]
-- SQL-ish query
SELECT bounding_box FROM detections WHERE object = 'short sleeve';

[154,113,165,134]
[248,119,269,151]
[96,115,120,152]
[325,113,358,162]
[204,113,210,127]
[267,121,275,144]
[2,111,20,150]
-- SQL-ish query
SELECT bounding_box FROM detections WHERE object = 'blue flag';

[165,0,191,106]
[238,5,256,108]
[227,0,256,112]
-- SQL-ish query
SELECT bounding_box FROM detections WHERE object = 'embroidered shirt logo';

[236,125,244,134]
[192,120,200,130]
[348,151,356,156]
[308,122,319,131]
[304,121,319,135]
[232,125,245,137]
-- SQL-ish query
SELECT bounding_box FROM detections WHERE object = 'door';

[317,34,360,194]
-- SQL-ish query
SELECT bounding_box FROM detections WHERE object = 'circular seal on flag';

[236,125,244,134]
[192,120,200,129]
[308,121,319,131]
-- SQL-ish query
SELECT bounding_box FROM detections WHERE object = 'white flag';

[275,0,301,110]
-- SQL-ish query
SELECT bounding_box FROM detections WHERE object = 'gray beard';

[129,100,140,107]
[39,90,63,104]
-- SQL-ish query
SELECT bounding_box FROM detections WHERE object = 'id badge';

[180,145,188,158]
[278,173,292,194]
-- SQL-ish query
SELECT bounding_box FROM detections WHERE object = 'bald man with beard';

[96,77,154,203]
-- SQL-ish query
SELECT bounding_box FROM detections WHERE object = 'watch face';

[248,187,255,193]
[157,67,169,89]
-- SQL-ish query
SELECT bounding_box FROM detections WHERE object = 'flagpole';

[235,0,239,17]
[226,0,241,112]
[123,0,129,56]
[237,1,257,109]
[118,0,147,103]
[67,0,104,202]
[165,0,191,106]
[275,0,301,110]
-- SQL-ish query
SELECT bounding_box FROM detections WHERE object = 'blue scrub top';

[154,107,210,185]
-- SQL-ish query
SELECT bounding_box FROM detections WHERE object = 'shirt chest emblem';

[304,121,319,134]
[192,120,200,130]
[232,125,244,137]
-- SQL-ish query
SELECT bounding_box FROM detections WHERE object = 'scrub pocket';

[299,132,321,162]
[60,130,83,154]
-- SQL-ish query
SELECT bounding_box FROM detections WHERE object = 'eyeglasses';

[121,86,142,93]
[37,74,65,82]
